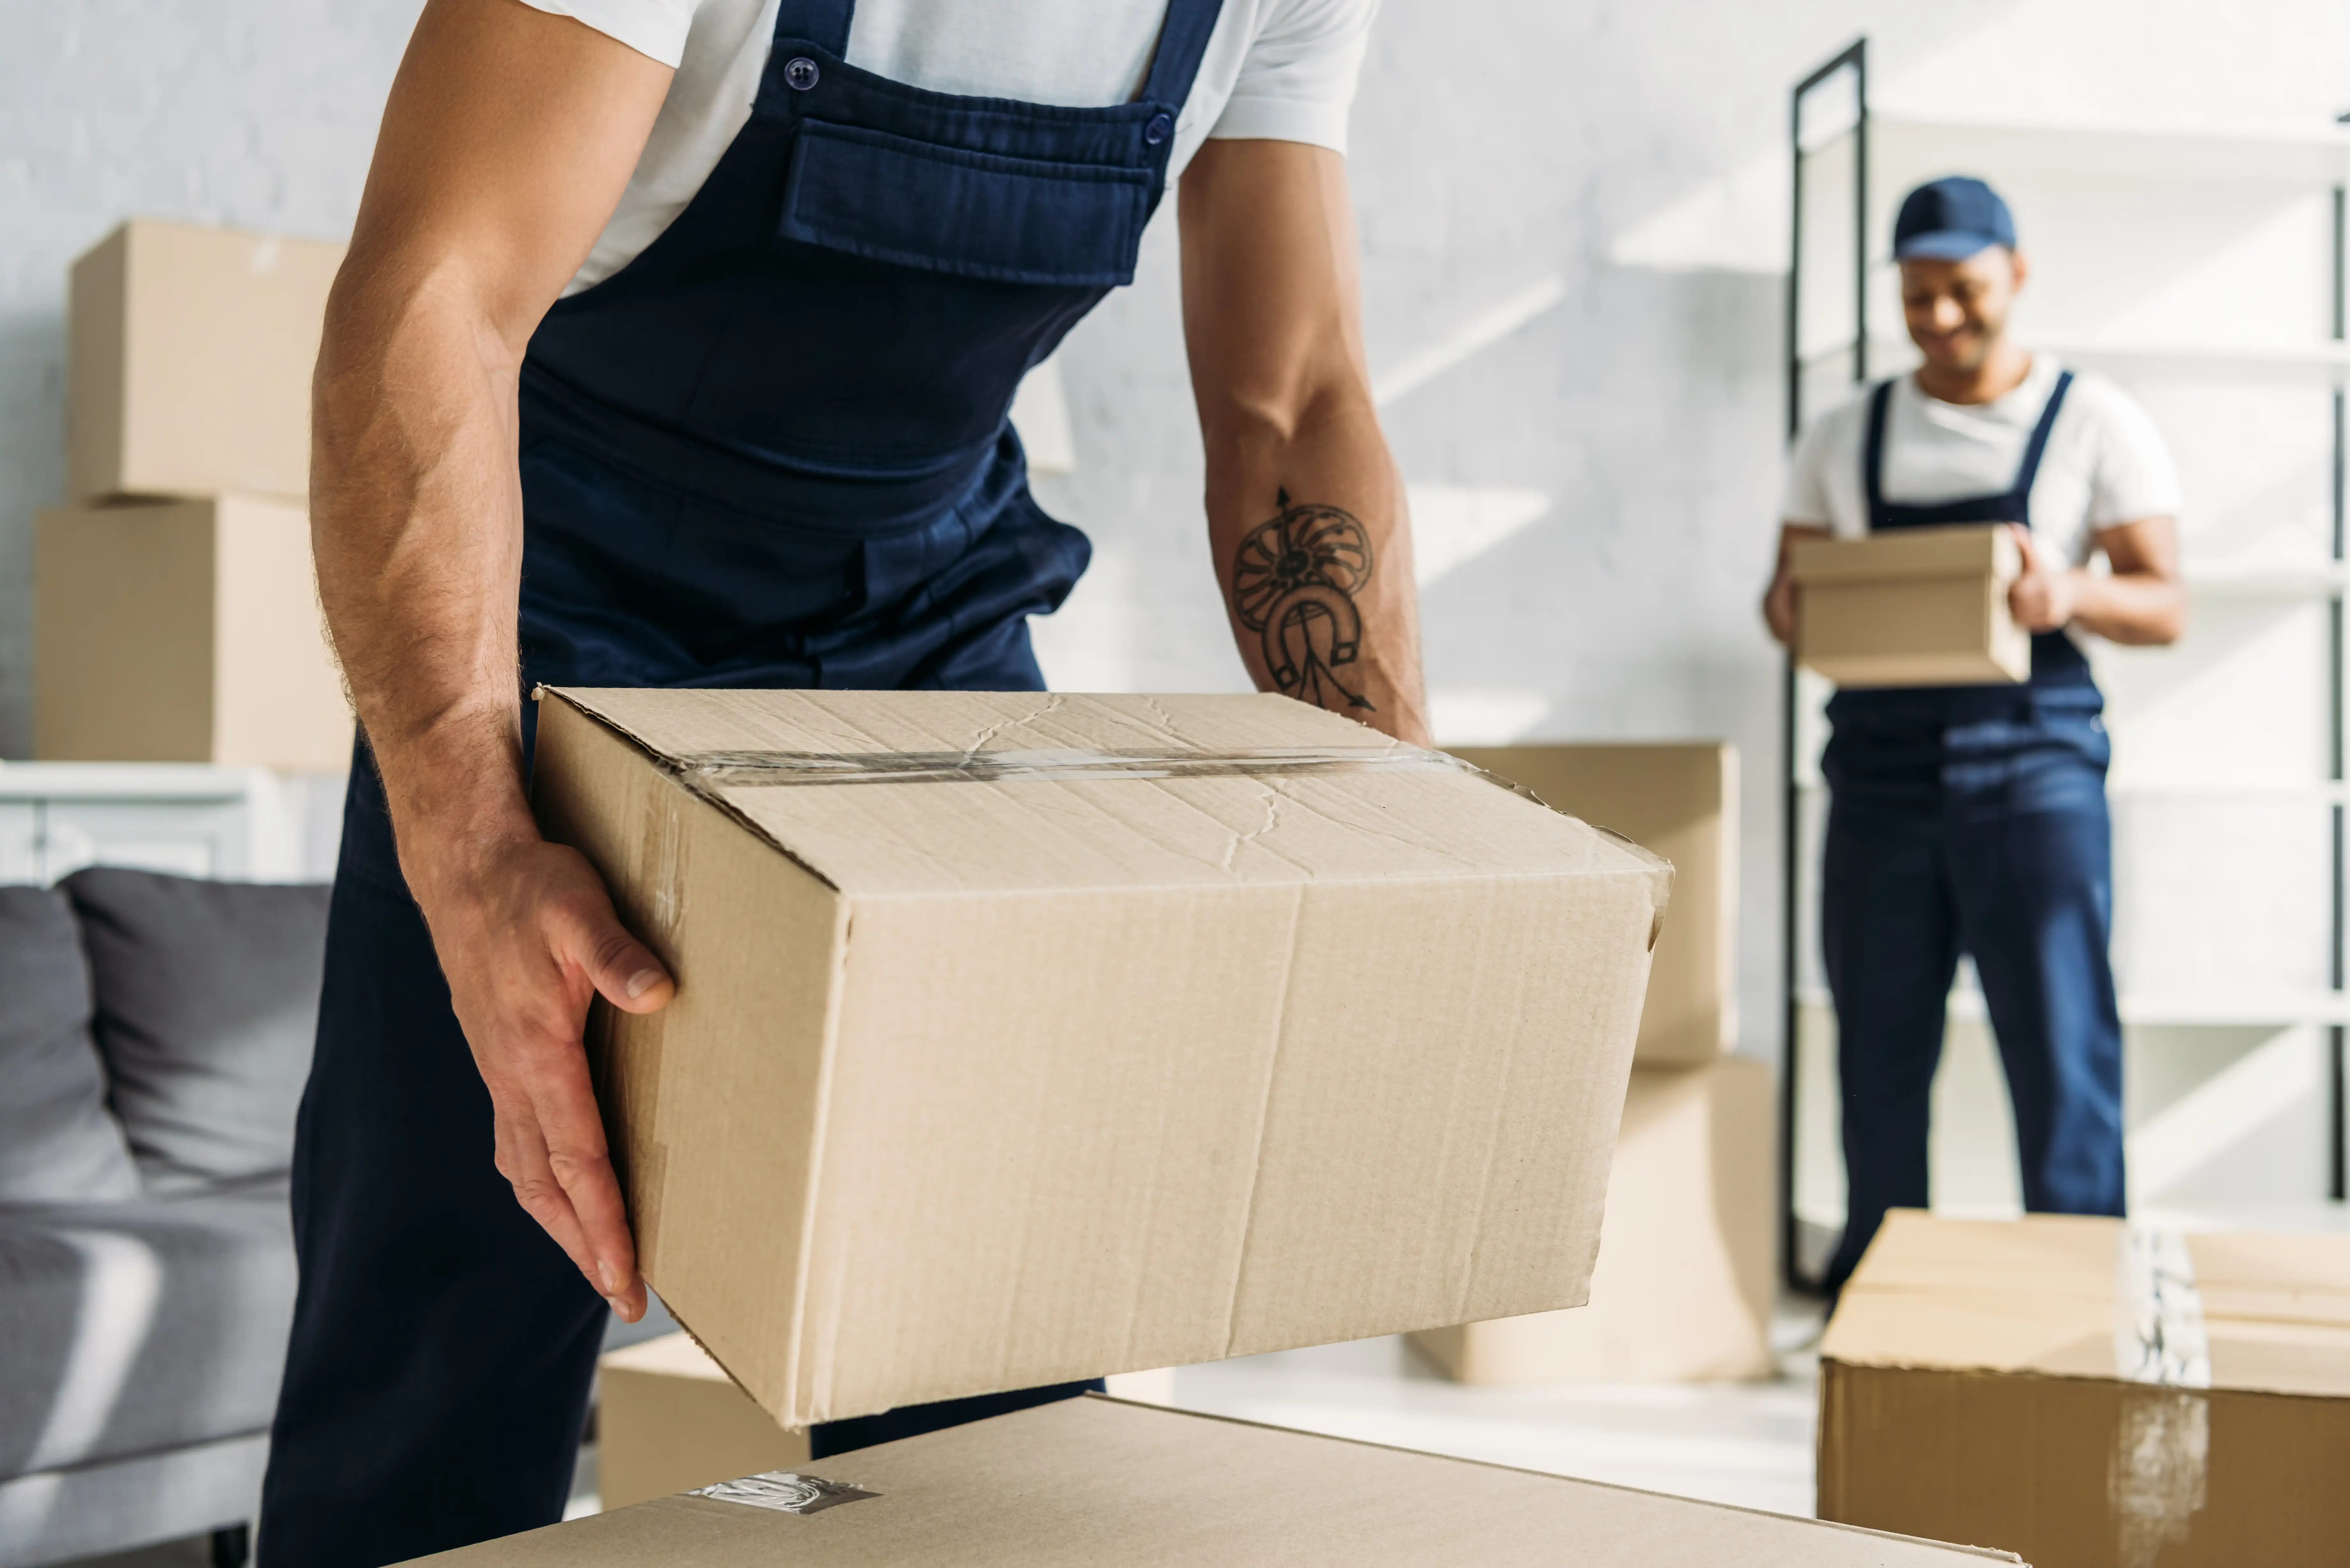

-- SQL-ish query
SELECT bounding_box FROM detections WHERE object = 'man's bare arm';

[2010,517,2186,646]
[315,0,673,1318]
[1179,140,1429,746]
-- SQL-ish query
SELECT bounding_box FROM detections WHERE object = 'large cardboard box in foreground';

[69,218,344,503]
[1793,524,2029,687]
[409,1395,2017,1566]
[1410,1055,1773,1383]
[1454,743,1735,1066]
[1820,1210,2350,1568]
[36,495,352,769]
[532,688,1673,1430]
[598,1333,810,1511]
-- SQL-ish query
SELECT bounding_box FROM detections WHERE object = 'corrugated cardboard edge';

[1444,753,1676,951]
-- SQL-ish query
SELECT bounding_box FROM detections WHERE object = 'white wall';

[7,0,2350,1079]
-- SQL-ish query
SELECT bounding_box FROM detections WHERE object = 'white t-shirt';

[519,0,1376,294]
[1782,356,2184,568]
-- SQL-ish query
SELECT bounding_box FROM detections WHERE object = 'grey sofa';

[0,869,327,1568]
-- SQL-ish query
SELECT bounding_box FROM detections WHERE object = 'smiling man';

[1761,176,2186,1297]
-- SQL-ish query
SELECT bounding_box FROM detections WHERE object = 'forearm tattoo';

[1232,488,1376,715]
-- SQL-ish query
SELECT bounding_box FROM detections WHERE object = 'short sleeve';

[1209,0,1377,154]
[513,0,700,69]
[2082,380,2185,528]
[1781,411,1842,527]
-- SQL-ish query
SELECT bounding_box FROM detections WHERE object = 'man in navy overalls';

[1763,178,2187,1297]
[260,0,1429,1558]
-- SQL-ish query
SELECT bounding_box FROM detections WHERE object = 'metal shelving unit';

[1781,41,2350,1290]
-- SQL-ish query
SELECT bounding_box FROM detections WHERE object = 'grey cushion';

[0,1178,295,1480]
[63,869,330,1190]
[0,887,140,1206]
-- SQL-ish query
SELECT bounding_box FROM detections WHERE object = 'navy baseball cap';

[1893,176,2016,261]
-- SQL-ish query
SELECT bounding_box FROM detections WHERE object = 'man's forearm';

[2066,569,2186,646]
[1202,386,1429,743]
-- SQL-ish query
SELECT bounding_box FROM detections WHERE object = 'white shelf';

[1795,985,2350,1029]
[1793,778,2350,803]
[2186,564,2350,597]
[0,761,275,803]
[1816,111,2350,187]
[1802,337,2350,387]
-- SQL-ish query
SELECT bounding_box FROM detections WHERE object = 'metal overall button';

[784,57,821,91]
[1143,112,1174,146]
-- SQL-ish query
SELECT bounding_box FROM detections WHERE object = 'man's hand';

[1763,523,1830,647]
[414,833,674,1322]
[2007,525,2081,633]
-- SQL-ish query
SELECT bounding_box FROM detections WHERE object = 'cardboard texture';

[1820,1210,2350,1568]
[406,1394,2018,1566]
[68,218,343,502]
[529,689,1674,1430]
[1453,743,1735,1065]
[35,495,352,769]
[598,1333,810,1511]
[1410,1055,1773,1383]
[1792,524,2030,688]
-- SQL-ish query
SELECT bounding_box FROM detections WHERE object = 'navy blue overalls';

[262,0,1225,1557]
[1819,370,2127,1297]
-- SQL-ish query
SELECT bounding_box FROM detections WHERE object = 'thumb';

[2010,523,2041,572]
[557,900,676,1014]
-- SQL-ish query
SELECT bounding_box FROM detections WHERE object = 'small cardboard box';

[1792,524,2029,687]
[69,218,344,503]
[36,495,352,769]
[531,689,1674,1430]
[1453,743,1735,1066]
[1820,1210,2350,1568]
[404,1394,2018,1565]
[1410,1055,1774,1383]
[598,1333,810,1511]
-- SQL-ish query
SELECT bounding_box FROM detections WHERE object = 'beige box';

[1453,743,1735,1066]
[1410,1055,1774,1384]
[1820,1210,2350,1568]
[598,1334,810,1512]
[1792,524,2029,687]
[69,218,344,503]
[531,688,1673,1430]
[36,495,352,769]
[406,1394,2016,1566]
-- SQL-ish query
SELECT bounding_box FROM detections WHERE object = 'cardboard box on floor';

[531,689,1673,1431]
[69,218,343,503]
[1792,524,2030,687]
[1820,1209,2350,1568]
[1410,1054,1773,1384]
[406,1395,2017,1566]
[1452,743,1735,1066]
[598,1334,809,1511]
[36,495,352,769]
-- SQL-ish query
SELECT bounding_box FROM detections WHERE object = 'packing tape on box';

[2109,1225,2210,1568]
[690,1471,880,1515]
[670,745,1474,789]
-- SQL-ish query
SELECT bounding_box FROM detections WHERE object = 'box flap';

[1791,524,2020,586]
[539,689,1669,901]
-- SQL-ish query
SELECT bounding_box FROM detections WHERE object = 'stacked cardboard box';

[1791,523,2031,687]
[596,1334,809,1511]
[39,218,352,768]
[410,1395,2020,1565]
[1411,743,1774,1384]
[1820,1209,2350,1567]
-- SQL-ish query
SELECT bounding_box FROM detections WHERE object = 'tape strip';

[672,746,1469,789]
[689,1471,879,1515]
[2113,1224,2211,1389]
[2108,1225,2211,1568]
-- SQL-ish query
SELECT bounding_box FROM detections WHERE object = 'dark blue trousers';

[1820,690,2127,1296]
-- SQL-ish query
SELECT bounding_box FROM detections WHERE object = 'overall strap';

[1140,0,1228,107]
[772,0,853,56]
[2005,368,2076,528]
[1861,379,1896,529]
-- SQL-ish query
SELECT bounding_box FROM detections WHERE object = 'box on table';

[69,218,344,503]
[36,495,352,769]
[406,1393,2016,1566]
[1820,1209,2350,1568]
[598,1333,810,1511]
[1452,743,1735,1066]
[531,688,1674,1430]
[1792,524,2028,687]
[1410,1054,1773,1384]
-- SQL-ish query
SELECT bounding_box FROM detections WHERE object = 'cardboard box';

[530,688,1674,1430]
[405,1394,2018,1565]
[1410,1054,1774,1383]
[36,495,352,769]
[1820,1210,2350,1567]
[1453,743,1735,1066]
[1792,524,2029,687]
[598,1333,810,1511]
[69,218,344,502]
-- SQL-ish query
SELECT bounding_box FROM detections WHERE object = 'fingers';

[2010,522,2042,571]
[530,1046,647,1321]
